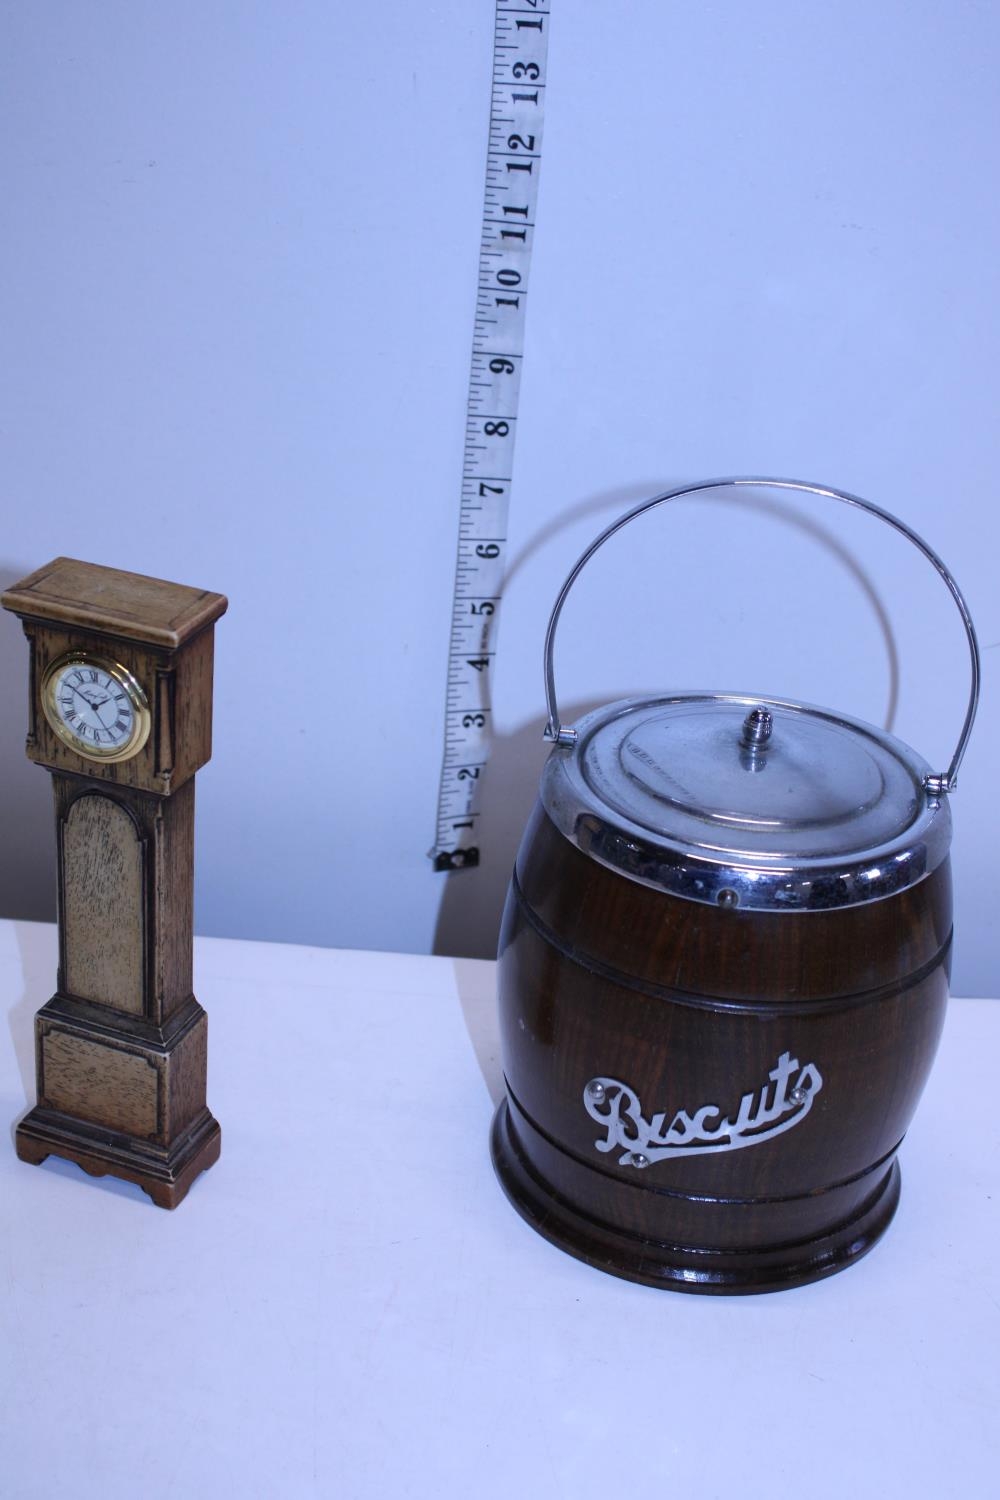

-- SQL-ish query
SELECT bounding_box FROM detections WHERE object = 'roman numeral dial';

[41,652,150,763]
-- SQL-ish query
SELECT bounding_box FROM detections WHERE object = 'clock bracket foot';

[15,1106,221,1210]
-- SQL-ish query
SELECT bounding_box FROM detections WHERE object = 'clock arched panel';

[59,792,146,1015]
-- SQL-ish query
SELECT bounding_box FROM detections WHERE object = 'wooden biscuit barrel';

[491,479,979,1294]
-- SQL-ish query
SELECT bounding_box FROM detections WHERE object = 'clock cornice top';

[2,557,228,649]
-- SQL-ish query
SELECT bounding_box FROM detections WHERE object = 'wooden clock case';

[2,557,227,1207]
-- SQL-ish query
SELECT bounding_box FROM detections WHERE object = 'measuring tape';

[431,0,552,871]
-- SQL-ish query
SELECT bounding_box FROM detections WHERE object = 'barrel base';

[491,1098,901,1295]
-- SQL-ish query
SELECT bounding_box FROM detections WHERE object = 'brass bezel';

[41,651,151,764]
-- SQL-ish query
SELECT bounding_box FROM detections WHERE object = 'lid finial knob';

[741,706,773,748]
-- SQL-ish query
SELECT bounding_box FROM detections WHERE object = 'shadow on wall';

[0,565,57,923]
[432,480,901,962]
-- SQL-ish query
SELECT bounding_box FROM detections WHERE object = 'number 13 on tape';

[431,0,551,872]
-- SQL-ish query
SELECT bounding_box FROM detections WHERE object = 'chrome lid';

[541,692,952,911]
[535,478,980,912]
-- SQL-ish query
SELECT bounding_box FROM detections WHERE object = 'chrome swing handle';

[542,476,981,795]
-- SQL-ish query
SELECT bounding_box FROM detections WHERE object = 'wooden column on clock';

[2,557,227,1208]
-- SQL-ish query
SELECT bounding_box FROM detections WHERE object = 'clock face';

[41,653,151,763]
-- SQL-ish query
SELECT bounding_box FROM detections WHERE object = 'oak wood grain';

[54,776,195,1025]
[1,556,227,648]
[62,794,145,1014]
[40,1030,159,1137]
[492,804,954,1293]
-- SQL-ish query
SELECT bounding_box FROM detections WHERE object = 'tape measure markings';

[431,0,550,871]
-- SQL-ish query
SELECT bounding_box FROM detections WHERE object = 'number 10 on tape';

[431,0,551,871]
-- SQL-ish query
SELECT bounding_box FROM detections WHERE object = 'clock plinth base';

[20,991,220,1208]
[15,1106,221,1209]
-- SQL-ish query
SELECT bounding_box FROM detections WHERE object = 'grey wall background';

[1,1,997,993]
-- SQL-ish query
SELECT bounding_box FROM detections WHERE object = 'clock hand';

[71,684,106,713]
[91,699,119,733]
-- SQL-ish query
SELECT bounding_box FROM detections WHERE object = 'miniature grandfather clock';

[2,557,227,1207]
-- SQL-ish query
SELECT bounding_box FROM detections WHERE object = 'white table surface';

[1,917,998,1499]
